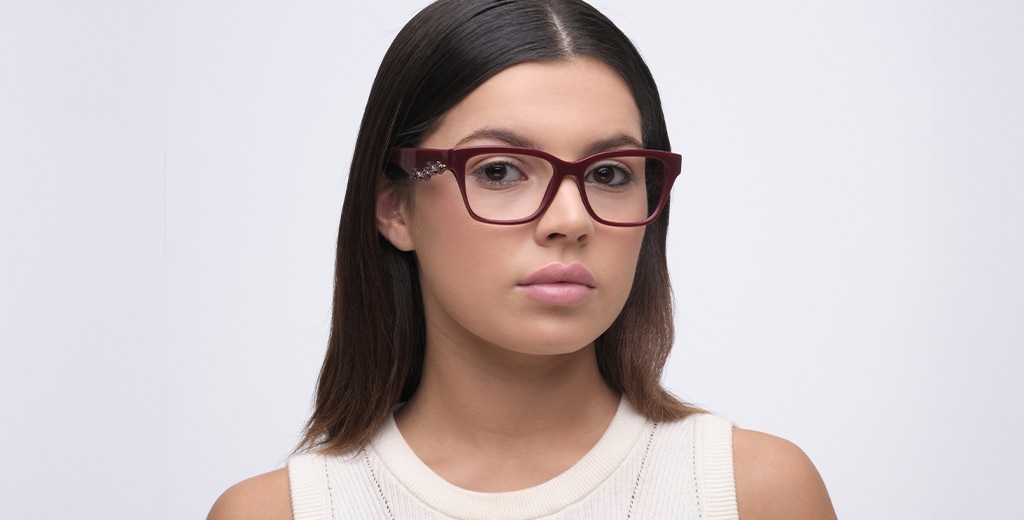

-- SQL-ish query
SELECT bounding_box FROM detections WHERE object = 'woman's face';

[379,57,647,357]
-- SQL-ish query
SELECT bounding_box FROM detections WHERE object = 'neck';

[394,341,620,491]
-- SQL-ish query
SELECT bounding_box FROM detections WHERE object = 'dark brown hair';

[299,0,701,454]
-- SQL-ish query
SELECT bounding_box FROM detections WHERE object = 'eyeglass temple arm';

[391,148,451,180]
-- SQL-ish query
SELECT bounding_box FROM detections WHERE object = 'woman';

[210,0,836,518]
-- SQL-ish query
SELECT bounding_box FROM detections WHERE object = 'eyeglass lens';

[460,151,666,224]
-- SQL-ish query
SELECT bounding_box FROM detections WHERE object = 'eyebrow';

[455,128,535,149]
[454,128,645,157]
[583,134,645,156]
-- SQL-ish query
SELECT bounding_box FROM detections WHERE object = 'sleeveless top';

[288,399,738,519]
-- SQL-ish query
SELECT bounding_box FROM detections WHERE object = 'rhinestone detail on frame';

[411,161,446,180]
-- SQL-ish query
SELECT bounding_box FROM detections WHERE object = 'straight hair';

[300,0,701,454]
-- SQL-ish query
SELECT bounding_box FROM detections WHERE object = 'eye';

[470,160,526,185]
[586,163,632,186]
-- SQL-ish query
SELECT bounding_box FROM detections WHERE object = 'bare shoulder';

[207,467,292,520]
[732,428,837,520]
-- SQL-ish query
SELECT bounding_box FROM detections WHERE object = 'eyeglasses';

[389,146,681,227]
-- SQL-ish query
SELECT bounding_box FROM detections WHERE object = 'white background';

[1,0,1021,518]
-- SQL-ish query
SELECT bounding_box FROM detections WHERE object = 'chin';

[497,332,601,358]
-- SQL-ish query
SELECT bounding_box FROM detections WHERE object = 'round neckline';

[368,397,649,519]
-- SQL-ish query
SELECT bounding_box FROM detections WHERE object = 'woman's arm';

[207,468,292,520]
[734,428,838,520]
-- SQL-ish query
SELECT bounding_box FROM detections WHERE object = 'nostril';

[545,230,589,243]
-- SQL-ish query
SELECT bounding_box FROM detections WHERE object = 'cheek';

[406,180,504,292]
[407,178,469,245]
[407,197,525,347]
[605,229,646,300]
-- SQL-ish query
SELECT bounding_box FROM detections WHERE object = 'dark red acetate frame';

[390,146,681,227]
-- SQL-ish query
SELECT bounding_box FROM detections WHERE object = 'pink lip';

[517,263,596,305]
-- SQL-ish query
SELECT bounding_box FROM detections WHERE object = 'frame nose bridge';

[544,169,590,218]
[544,156,589,205]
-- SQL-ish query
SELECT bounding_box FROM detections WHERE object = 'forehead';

[420,57,642,157]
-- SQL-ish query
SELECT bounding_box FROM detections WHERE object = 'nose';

[534,177,593,243]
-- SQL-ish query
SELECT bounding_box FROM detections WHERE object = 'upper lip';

[519,262,595,287]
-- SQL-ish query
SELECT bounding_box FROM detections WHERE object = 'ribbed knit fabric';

[288,398,738,519]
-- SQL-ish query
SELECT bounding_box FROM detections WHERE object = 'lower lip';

[517,283,595,305]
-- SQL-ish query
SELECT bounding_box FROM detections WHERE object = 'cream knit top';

[288,399,738,519]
